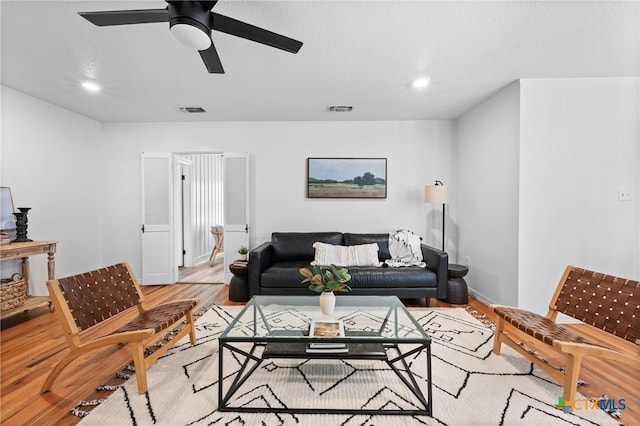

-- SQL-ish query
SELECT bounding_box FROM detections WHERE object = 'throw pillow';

[311,242,382,267]
[343,233,391,260]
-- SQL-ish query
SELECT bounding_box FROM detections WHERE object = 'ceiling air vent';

[179,107,206,113]
[328,105,353,112]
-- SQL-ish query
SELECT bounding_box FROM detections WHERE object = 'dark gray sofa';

[248,232,448,300]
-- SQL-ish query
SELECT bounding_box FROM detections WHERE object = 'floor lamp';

[424,180,448,252]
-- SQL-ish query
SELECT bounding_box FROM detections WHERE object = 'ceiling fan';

[78,1,303,74]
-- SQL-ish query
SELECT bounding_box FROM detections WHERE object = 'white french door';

[141,153,175,284]
[141,152,248,284]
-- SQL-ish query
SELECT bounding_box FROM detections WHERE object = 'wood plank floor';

[1,285,637,425]
[177,260,224,283]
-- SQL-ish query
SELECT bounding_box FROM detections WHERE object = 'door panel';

[223,153,249,283]
[141,153,174,284]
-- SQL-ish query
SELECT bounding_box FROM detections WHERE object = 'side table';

[445,264,469,304]
[228,260,249,302]
[1,240,57,319]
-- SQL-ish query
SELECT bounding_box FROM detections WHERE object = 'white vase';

[239,253,247,261]
[319,291,336,316]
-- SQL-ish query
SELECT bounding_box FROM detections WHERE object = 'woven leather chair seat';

[42,262,199,395]
[490,266,639,403]
[493,306,593,346]
[115,299,199,334]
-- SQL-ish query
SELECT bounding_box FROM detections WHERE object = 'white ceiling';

[1,1,638,123]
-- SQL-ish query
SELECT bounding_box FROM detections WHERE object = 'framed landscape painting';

[307,158,387,198]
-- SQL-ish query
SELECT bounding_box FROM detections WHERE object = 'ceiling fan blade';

[79,9,169,26]
[211,13,302,54]
[199,44,225,74]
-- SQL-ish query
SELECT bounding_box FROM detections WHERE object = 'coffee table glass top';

[220,295,430,344]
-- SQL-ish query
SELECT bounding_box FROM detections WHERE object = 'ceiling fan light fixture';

[79,0,303,74]
[170,22,212,51]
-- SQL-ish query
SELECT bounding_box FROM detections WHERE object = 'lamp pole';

[441,202,445,252]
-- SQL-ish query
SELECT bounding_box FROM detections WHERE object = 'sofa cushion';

[261,261,312,288]
[311,242,382,267]
[343,233,391,261]
[261,262,436,290]
[271,232,343,262]
[348,266,437,289]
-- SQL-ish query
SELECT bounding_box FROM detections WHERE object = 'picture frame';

[1,187,16,242]
[1,187,16,230]
[307,158,387,199]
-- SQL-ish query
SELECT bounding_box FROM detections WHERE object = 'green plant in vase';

[299,265,352,293]
[238,246,249,261]
[299,265,351,315]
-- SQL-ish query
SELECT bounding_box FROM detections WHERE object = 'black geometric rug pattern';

[78,305,616,426]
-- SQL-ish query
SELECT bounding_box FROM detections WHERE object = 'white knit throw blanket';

[386,229,426,268]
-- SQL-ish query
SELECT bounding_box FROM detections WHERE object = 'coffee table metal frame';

[218,295,432,416]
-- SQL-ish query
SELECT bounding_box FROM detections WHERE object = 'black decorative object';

[445,264,469,304]
[228,261,249,302]
[13,207,32,242]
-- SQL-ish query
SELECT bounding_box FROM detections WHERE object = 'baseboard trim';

[467,288,496,306]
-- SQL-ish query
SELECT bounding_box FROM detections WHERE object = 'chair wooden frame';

[490,265,640,402]
[41,262,199,394]
[209,228,224,264]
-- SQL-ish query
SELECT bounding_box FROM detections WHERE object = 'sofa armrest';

[248,242,273,296]
[421,243,448,299]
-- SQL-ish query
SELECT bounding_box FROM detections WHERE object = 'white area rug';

[78,306,616,425]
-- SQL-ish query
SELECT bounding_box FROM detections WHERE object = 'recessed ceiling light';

[81,81,101,92]
[412,77,431,89]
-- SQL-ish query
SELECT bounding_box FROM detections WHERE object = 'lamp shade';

[424,184,447,204]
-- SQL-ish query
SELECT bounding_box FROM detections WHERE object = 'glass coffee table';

[218,295,432,416]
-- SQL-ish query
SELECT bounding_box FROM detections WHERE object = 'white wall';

[4,78,637,302]
[1,86,103,295]
[99,120,457,277]
[2,88,456,286]
[519,78,639,313]
[4,79,636,301]
[456,82,521,306]
[456,78,639,312]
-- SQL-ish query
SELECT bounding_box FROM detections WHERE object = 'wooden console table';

[0,240,57,320]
